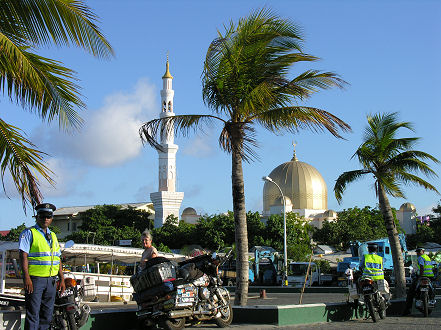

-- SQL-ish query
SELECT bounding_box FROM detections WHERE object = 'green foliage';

[264,212,313,261]
[313,259,331,273]
[3,222,60,241]
[313,206,400,250]
[64,205,153,247]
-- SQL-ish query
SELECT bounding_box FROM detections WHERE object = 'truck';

[218,246,279,286]
[286,262,334,287]
[337,234,408,280]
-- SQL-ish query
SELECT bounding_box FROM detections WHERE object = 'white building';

[150,59,184,228]
[396,202,417,234]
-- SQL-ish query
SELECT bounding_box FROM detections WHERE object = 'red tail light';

[64,278,77,288]
[362,278,373,286]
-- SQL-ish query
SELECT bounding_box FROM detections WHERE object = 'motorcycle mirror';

[212,252,217,260]
[64,240,75,249]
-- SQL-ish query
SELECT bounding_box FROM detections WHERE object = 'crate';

[82,276,96,299]
[377,279,390,294]
[130,261,176,292]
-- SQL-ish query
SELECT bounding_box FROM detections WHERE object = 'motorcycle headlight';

[199,287,210,300]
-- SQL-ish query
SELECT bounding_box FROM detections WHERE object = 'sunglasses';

[38,213,53,219]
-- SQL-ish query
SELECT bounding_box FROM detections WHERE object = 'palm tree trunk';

[378,184,406,298]
[231,134,249,306]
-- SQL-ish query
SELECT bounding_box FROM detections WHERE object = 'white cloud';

[38,158,86,197]
[182,135,214,158]
[39,79,158,167]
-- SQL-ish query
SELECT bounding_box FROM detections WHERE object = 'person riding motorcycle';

[402,247,436,316]
[359,243,389,301]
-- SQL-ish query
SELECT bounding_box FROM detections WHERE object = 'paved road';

[195,309,441,330]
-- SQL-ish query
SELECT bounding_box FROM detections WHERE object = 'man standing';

[403,247,436,316]
[345,265,354,286]
[19,203,65,330]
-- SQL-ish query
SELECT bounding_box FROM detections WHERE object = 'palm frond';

[0,33,84,130]
[0,119,54,211]
[0,0,114,58]
[139,114,224,151]
[395,171,439,193]
[334,169,370,203]
[254,106,351,138]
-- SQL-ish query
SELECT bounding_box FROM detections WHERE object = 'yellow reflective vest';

[362,254,384,280]
[420,254,434,278]
[28,227,61,277]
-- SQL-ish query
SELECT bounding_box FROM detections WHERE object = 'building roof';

[0,230,10,237]
[54,202,153,216]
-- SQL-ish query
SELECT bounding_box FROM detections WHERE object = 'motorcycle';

[133,251,233,330]
[50,272,91,330]
[414,276,436,317]
[358,276,388,322]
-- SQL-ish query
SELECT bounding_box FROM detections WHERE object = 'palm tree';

[140,8,350,305]
[334,112,439,298]
[0,0,113,210]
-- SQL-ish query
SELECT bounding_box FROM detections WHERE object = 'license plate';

[60,288,74,298]
[420,288,429,292]
[362,287,372,291]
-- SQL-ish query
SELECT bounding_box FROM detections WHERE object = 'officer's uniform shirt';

[19,224,53,254]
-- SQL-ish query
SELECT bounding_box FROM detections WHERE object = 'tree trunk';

[231,134,249,306]
[377,184,406,298]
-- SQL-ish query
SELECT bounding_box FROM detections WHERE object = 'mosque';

[53,59,419,235]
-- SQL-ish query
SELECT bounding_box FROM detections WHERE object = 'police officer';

[359,243,384,281]
[19,203,65,330]
[403,247,436,316]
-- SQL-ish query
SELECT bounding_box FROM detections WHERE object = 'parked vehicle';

[414,276,436,317]
[337,234,408,280]
[51,271,90,330]
[358,276,388,322]
[287,262,333,287]
[133,252,233,330]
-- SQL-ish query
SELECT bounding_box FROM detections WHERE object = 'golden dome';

[263,154,327,214]
[400,202,415,212]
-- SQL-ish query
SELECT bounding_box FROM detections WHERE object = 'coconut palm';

[0,0,113,210]
[334,112,439,298]
[140,8,350,305]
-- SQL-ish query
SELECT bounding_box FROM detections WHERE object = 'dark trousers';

[25,276,56,330]
[405,277,436,311]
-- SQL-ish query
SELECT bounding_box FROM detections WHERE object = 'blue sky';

[1,0,441,230]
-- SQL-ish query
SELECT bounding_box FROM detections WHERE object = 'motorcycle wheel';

[162,318,185,330]
[365,296,377,323]
[422,292,429,317]
[378,295,386,320]
[214,303,233,328]
[67,313,77,330]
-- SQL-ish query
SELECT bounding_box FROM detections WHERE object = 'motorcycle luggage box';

[132,281,174,304]
[131,257,177,292]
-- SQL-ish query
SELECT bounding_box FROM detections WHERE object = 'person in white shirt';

[345,265,354,286]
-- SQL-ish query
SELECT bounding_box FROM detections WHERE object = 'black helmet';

[367,243,378,252]
[415,247,425,253]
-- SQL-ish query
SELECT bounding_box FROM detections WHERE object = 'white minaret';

[150,58,184,228]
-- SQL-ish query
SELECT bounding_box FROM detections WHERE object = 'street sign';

[116,239,132,246]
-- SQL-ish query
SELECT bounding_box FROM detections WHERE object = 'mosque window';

[162,101,167,112]
[168,101,172,112]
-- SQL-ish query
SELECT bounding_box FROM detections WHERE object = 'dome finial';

[163,51,173,79]
[292,140,298,161]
